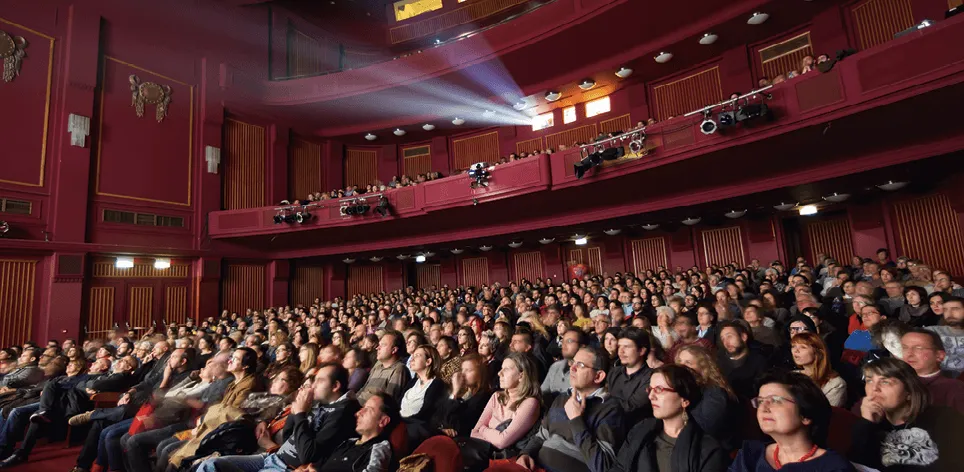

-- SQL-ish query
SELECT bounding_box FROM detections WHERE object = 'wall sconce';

[205,146,221,174]
[68,114,90,148]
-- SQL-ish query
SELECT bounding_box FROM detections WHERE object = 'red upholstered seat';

[827,406,859,456]
[412,435,463,472]
[390,421,409,457]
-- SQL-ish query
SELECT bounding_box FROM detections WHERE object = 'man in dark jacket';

[316,392,397,472]
[195,362,361,472]
[716,321,769,403]
[607,328,654,424]
[518,346,625,472]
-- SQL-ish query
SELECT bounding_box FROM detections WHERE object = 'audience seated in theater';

[608,328,655,424]
[542,328,588,396]
[674,345,742,450]
[898,329,964,413]
[926,297,964,377]
[357,330,408,403]
[717,321,770,403]
[790,332,847,407]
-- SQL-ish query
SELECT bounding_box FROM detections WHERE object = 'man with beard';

[927,297,964,377]
[716,321,769,403]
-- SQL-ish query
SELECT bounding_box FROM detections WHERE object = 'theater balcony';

[209,13,964,259]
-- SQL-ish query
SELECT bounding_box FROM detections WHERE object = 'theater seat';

[412,436,462,472]
[827,407,858,456]
[91,391,122,408]
[390,421,409,457]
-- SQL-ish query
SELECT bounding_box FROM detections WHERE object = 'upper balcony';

[209,12,964,258]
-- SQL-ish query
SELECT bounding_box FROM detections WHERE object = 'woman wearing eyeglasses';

[612,364,726,472]
[851,357,964,472]
[730,371,854,472]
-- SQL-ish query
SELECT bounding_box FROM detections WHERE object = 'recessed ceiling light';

[615,67,633,78]
[823,193,850,203]
[578,79,596,91]
[654,52,674,63]
[364,133,376,141]
[422,124,435,131]
[452,117,465,125]
[747,12,769,25]
[641,224,659,231]
[681,217,701,226]
[699,33,719,45]
[877,181,908,191]
[799,205,818,216]
[545,91,561,102]
[393,128,405,136]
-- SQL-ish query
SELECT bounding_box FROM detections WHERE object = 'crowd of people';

[0,249,963,472]
[285,172,446,206]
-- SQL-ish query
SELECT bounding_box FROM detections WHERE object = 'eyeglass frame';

[750,395,797,408]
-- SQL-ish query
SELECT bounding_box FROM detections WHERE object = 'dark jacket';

[849,406,964,472]
[690,386,742,451]
[275,393,361,469]
[612,418,726,472]
[401,376,448,422]
[729,440,854,472]
[87,372,136,393]
[718,350,770,403]
[607,365,654,424]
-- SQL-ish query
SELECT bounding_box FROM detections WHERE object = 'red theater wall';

[0,258,41,347]
[221,262,266,314]
[291,264,326,307]
[86,258,193,337]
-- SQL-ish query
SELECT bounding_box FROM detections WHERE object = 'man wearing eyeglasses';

[541,329,587,397]
[899,329,964,414]
[516,346,624,472]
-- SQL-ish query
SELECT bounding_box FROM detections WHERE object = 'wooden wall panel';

[598,114,633,134]
[288,29,322,77]
[545,124,598,152]
[630,238,668,274]
[851,0,915,50]
[128,286,153,330]
[164,285,188,321]
[292,265,325,307]
[402,145,433,177]
[347,266,384,296]
[568,247,604,276]
[516,137,543,155]
[806,219,855,263]
[222,264,266,314]
[223,118,267,210]
[452,131,500,171]
[701,226,746,266]
[513,251,544,281]
[87,286,115,336]
[0,260,36,347]
[289,137,323,200]
[417,264,441,290]
[758,32,814,80]
[92,260,190,278]
[462,257,490,287]
[894,194,964,276]
[345,148,378,187]
[651,66,723,121]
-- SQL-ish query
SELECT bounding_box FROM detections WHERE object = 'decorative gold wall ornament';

[129,74,172,122]
[0,30,28,83]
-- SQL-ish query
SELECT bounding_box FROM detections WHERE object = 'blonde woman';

[470,352,541,459]
[675,344,741,449]
[298,342,320,378]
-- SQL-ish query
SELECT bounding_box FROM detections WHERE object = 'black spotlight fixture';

[700,110,718,135]
[273,210,287,224]
[573,138,625,179]
[735,102,770,124]
[374,195,392,217]
[282,212,298,224]
[0,220,9,236]
[340,198,371,216]
[468,162,490,188]
[295,206,313,224]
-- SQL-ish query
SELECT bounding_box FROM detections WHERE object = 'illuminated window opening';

[394,0,444,22]
[563,106,577,124]
[532,112,554,131]
[585,96,611,118]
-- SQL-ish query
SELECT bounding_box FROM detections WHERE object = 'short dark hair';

[616,327,651,352]
[877,248,889,256]
[717,319,753,343]
[756,371,832,447]
[946,296,964,308]
[318,362,350,394]
[579,345,611,374]
[369,391,401,430]
[653,364,703,408]
[382,330,406,359]
[512,328,534,347]
[220,337,238,349]
[235,347,259,374]
[903,328,945,352]
[566,328,590,347]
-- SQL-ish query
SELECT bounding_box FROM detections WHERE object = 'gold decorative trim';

[0,18,54,188]
[95,56,193,206]
[130,75,172,122]
[0,29,27,82]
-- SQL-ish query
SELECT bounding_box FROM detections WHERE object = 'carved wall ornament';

[0,30,28,83]
[129,74,172,122]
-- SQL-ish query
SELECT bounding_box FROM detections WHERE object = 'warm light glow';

[585,96,611,118]
[394,0,443,21]
[415,255,427,263]
[115,257,134,269]
[532,112,554,131]
[574,237,588,246]
[799,205,818,216]
[563,106,577,124]
[154,258,171,270]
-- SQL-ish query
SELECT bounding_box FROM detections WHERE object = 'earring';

[682,410,689,426]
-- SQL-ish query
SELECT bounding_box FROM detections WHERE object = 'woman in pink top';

[470,352,541,453]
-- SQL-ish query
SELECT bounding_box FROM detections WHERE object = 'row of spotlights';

[115,257,170,269]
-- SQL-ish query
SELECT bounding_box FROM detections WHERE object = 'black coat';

[612,417,726,472]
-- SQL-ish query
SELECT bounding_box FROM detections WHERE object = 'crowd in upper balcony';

[1,246,963,472]
[284,172,445,206]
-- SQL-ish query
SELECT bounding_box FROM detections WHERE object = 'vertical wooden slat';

[416,264,441,290]
[631,238,668,274]
[806,219,854,264]
[128,286,153,330]
[0,260,36,346]
[461,257,490,287]
[345,148,378,187]
[401,145,433,178]
[586,246,604,276]
[598,114,633,135]
[701,227,745,267]
[544,124,599,152]
[452,131,500,171]
[224,118,267,210]
[165,285,188,322]
[87,286,115,336]
[348,266,384,296]
[516,137,543,154]
[894,194,964,276]
[851,0,915,50]
[652,66,723,121]
[290,137,323,200]
[292,265,325,307]
[513,252,544,282]
[222,264,266,314]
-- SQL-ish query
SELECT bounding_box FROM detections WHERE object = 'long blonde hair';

[675,344,737,400]
[497,352,541,411]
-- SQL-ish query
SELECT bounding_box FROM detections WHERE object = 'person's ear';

[681,399,690,410]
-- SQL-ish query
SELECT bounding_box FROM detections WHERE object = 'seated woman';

[466,352,541,465]
[729,371,854,472]
[613,364,727,472]
[675,344,742,450]
[298,342,319,378]
[790,333,847,407]
[400,344,447,423]
[851,357,964,472]
[342,347,371,395]
[263,342,297,380]
[408,353,491,446]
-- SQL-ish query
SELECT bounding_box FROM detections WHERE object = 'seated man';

[0,348,43,394]
[517,346,625,472]
[196,362,360,472]
[315,392,397,472]
[844,304,887,353]
[927,297,964,377]
[900,328,964,413]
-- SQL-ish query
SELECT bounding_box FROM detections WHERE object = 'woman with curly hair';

[675,344,741,449]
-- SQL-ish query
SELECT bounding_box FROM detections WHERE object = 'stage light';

[295,207,313,223]
[877,181,908,191]
[799,205,818,216]
[724,210,747,219]
[393,128,406,136]
[773,202,797,211]
[452,117,465,125]
[578,79,596,91]
[681,217,701,226]
[469,163,490,188]
[422,124,435,131]
[574,235,588,246]
[365,133,377,141]
[699,33,718,45]
[374,195,392,217]
[434,38,442,44]
[273,211,286,224]
[747,12,769,25]
[115,257,134,269]
[823,193,850,203]
[641,224,659,231]
[654,52,673,63]
[153,258,171,270]
[415,254,427,263]
[0,220,9,235]
[615,67,633,78]
[545,91,561,102]
[700,111,718,135]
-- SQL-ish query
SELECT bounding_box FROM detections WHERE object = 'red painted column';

[195,57,225,249]
[849,202,888,258]
[195,257,221,320]
[268,259,291,307]
[42,253,85,342]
